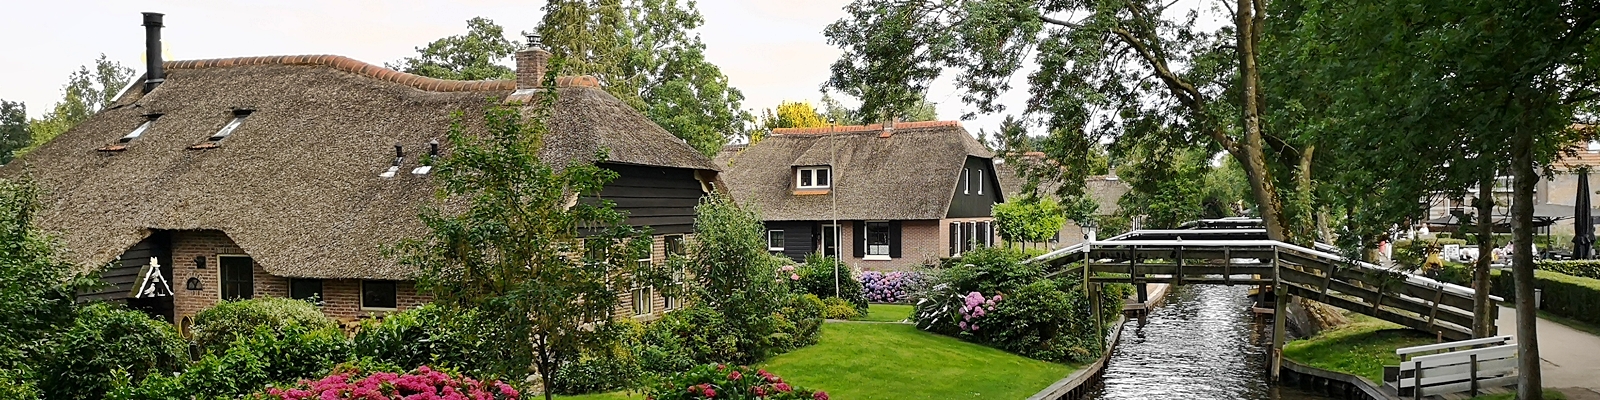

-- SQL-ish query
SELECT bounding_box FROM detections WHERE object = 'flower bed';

[647,364,826,400]
[259,366,519,400]
[859,271,925,304]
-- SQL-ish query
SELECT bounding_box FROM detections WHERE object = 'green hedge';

[1536,260,1600,280]
[1491,269,1600,327]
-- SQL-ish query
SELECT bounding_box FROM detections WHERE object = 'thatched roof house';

[0,13,715,325]
[717,121,1001,270]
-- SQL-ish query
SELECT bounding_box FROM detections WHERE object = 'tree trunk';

[538,336,555,400]
[1510,122,1544,400]
[1234,0,1285,242]
[1473,171,1496,338]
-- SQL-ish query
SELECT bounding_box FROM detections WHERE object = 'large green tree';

[538,0,753,156]
[397,83,663,399]
[1304,1,1599,397]
[387,17,519,80]
[825,0,1309,243]
[0,101,28,165]
[20,55,135,158]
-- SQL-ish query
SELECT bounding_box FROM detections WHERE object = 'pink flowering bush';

[957,291,1001,332]
[858,271,926,303]
[646,364,826,400]
[255,366,519,400]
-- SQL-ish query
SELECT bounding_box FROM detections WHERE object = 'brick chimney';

[515,33,551,89]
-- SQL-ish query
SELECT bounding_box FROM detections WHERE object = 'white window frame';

[864,221,892,260]
[963,168,971,194]
[977,170,984,195]
[663,269,686,311]
[767,230,785,251]
[796,166,832,189]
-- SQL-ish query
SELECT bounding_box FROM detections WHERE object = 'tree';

[0,179,89,386]
[20,55,135,157]
[825,0,1307,243]
[1117,146,1210,229]
[387,17,519,81]
[397,82,662,399]
[1304,0,1600,397]
[0,101,27,165]
[752,101,827,145]
[669,195,791,363]
[993,197,1066,247]
[538,0,753,157]
[819,92,861,126]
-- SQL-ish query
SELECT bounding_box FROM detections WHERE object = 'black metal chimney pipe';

[142,12,165,93]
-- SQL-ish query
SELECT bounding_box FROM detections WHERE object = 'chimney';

[879,112,897,138]
[142,12,165,93]
[515,32,551,89]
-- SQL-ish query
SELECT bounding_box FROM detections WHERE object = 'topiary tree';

[190,297,337,355]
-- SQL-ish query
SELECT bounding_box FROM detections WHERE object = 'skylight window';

[120,115,160,143]
[210,110,253,141]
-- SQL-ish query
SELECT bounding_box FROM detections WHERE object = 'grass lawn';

[1282,314,1436,383]
[856,304,914,322]
[1538,309,1600,337]
[760,322,1075,400]
[1471,389,1567,400]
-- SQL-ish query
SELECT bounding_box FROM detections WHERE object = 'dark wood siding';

[947,156,1003,218]
[84,231,175,321]
[765,221,815,262]
[583,163,708,235]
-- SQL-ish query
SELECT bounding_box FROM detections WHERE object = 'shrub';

[779,294,824,349]
[859,270,926,303]
[36,303,187,400]
[646,364,826,400]
[0,179,84,375]
[551,320,644,395]
[256,365,520,400]
[1492,269,1600,327]
[1536,260,1600,280]
[642,306,743,365]
[677,196,794,365]
[192,297,337,355]
[113,324,353,399]
[794,254,867,310]
[978,279,1100,363]
[935,246,1041,295]
[353,304,488,375]
[820,297,859,320]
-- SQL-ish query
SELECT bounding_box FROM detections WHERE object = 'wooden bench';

[1384,336,1517,399]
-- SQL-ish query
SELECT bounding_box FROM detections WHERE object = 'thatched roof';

[994,165,1128,215]
[719,121,993,221]
[0,55,716,280]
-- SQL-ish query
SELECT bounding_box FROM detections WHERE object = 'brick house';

[715,121,1001,271]
[0,13,717,332]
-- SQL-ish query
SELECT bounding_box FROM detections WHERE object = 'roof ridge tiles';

[162,54,602,92]
[771,120,962,135]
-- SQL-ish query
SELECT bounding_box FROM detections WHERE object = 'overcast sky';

[0,0,1044,137]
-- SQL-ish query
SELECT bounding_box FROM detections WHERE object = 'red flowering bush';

[255,365,519,400]
[647,364,827,400]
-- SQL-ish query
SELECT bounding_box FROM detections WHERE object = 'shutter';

[962,222,972,252]
[852,221,865,258]
[978,221,990,248]
[889,221,903,258]
[949,222,960,256]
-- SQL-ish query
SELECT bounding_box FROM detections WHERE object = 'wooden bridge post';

[1270,249,1289,382]
[1133,246,1148,304]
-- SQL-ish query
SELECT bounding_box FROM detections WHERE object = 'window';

[768,230,785,251]
[219,256,253,300]
[666,235,687,256]
[977,170,984,195]
[632,258,655,316]
[290,279,323,305]
[210,109,252,141]
[797,166,832,189]
[865,222,891,258]
[963,168,971,194]
[663,269,686,311]
[362,280,398,309]
[120,115,160,143]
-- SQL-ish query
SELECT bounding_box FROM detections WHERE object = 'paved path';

[1494,306,1600,393]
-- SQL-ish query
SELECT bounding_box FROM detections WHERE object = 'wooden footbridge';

[1028,220,1497,379]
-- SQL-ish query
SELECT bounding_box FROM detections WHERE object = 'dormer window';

[797,166,831,189]
[120,114,161,143]
[210,109,253,141]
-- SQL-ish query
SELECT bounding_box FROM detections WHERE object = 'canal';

[1081,284,1341,400]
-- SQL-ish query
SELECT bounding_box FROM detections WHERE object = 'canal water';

[1081,284,1342,400]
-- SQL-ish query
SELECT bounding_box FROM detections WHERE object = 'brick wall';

[839,220,945,272]
[613,233,695,322]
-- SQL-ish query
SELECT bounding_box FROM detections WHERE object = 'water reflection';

[1081,285,1340,400]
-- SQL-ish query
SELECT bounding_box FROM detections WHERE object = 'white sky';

[0,0,1038,137]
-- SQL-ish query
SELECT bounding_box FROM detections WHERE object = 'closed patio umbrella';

[1574,169,1595,259]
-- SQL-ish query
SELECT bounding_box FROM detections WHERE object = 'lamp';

[194,256,206,269]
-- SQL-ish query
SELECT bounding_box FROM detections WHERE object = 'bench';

[1384,336,1517,399]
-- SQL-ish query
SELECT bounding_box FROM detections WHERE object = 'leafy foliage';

[538,0,752,157]
[37,303,187,400]
[1537,260,1600,280]
[819,297,859,320]
[791,254,866,311]
[859,271,926,304]
[0,100,27,165]
[352,304,492,374]
[387,17,518,81]
[0,179,82,377]
[191,297,337,355]
[21,55,135,158]
[992,198,1065,244]
[671,195,793,363]
[753,101,828,145]
[399,85,660,397]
